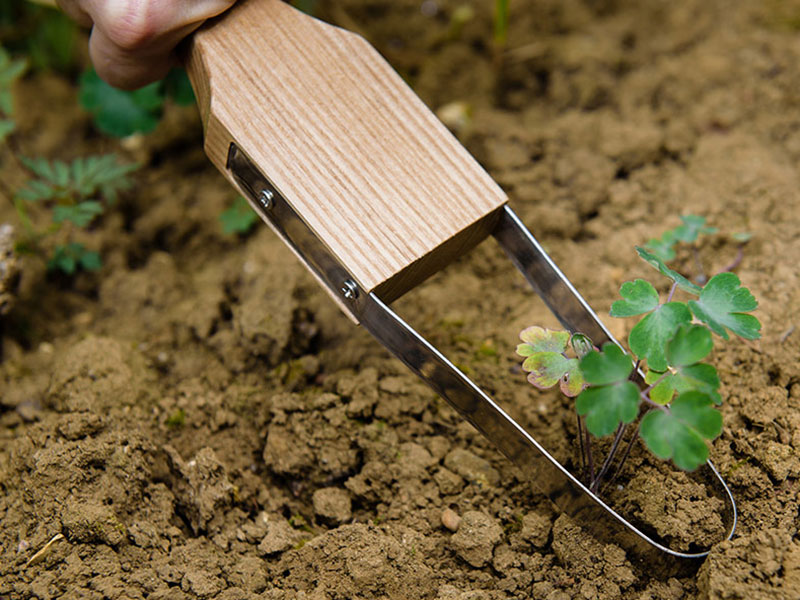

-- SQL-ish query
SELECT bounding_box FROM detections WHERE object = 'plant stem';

[583,418,595,485]
[602,421,642,493]
[665,281,679,303]
[720,244,745,274]
[591,423,627,492]
[577,412,586,477]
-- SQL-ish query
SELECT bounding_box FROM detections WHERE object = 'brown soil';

[1,0,799,598]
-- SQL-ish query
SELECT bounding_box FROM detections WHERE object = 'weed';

[494,0,510,49]
[79,67,195,137]
[220,196,258,235]
[165,408,186,428]
[517,216,760,491]
[15,155,138,274]
[0,46,26,142]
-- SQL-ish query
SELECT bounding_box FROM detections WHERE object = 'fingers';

[71,0,237,89]
[55,0,93,27]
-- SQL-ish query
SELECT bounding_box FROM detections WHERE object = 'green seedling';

[517,216,760,491]
[219,196,258,235]
[0,46,26,142]
[15,154,138,274]
[494,0,510,49]
[79,67,195,137]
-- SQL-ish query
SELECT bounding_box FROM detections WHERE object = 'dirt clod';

[312,487,352,525]
[450,511,504,567]
[444,448,500,488]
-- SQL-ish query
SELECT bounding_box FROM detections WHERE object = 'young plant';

[494,0,510,50]
[517,216,760,491]
[79,67,195,137]
[0,45,26,142]
[219,196,258,235]
[15,154,138,274]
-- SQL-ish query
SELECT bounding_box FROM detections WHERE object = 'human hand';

[57,0,237,89]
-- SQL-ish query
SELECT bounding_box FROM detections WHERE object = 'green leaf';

[672,363,721,405]
[570,333,595,359]
[628,302,692,372]
[672,215,718,243]
[17,178,56,202]
[78,249,102,271]
[220,196,258,235]
[665,324,713,367]
[163,68,195,106]
[610,279,659,317]
[518,328,585,397]
[639,392,722,470]
[636,247,702,295]
[688,272,761,340]
[47,242,101,274]
[53,201,104,226]
[17,154,137,206]
[576,380,640,437]
[649,376,675,405]
[0,48,26,116]
[644,231,677,262]
[576,344,639,436]
[580,343,633,385]
[522,352,585,397]
[517,326,569,355]
[0,118,14,141]
[79,68,164,137]
[731,232,752,243]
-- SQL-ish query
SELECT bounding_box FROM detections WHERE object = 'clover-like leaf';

[644,325,720,405]
[672,215,718,243]
[580,343,633,385]
[628,302,692,372]
[79,68,164,137]
[517,326,570,355]
[646,364,721,408]
[665,323,713,367]
[576,381,640,437]
[645,230,677,262]
[523,353,585,397]
[636,247,702,295]
[518,328,585,397]
[610,279,659,317]
[576,344,639,436]
[648,373,674,405]
[672,364,721,405]
[639,392,722,471]
[688,272,761,340]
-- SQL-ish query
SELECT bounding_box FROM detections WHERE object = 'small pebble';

[441,508,461,532]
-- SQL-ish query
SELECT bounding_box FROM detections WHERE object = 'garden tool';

[185,0,736,564]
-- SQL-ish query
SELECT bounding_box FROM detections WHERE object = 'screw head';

[340,279,359,300]
[258,189,274,209]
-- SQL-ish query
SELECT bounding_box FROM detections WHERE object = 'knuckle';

[100,3,161,51]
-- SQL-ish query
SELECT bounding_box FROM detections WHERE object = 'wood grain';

[186,0,507,302]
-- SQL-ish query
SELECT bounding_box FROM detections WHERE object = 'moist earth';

[1,0,799,598]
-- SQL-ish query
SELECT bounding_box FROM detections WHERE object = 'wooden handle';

[186,0,507,302]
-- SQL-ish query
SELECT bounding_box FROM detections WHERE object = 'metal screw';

[340,279,359,300]
[258,189,274,209]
